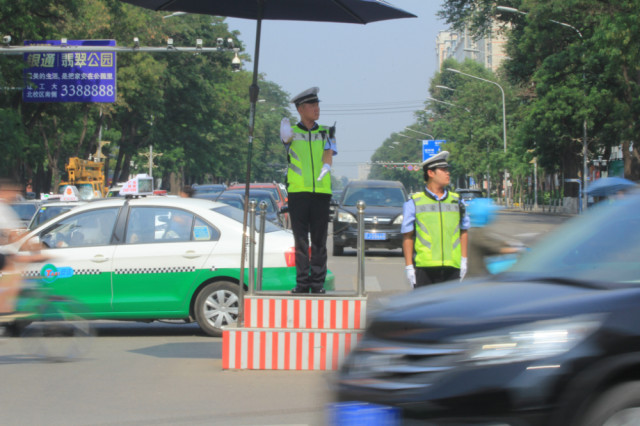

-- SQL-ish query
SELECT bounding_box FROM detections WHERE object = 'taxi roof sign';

[119,174,154,196]
[60,185,80,201]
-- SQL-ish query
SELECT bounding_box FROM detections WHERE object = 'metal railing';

[249,199,368,297]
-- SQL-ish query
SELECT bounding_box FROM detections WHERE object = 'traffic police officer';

[401,151,469,287]
[280,87,337,294]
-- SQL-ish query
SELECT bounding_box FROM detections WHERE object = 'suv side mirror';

[279,204,289,214]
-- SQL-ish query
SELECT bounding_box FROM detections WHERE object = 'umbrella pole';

[238,0,264,328]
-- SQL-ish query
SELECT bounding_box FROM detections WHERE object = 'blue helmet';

[467,198,502,227]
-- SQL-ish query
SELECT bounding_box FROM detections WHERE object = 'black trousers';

[415,266,460,287]
[288,192,331,291]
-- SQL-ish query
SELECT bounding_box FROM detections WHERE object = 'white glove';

[280,118,293,143]
[405,264,416,288]
[317,163,331,181]
[460,257,468,281]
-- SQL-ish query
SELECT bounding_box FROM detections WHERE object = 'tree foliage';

[0,0,292,193]
[371,0,639,201]
[438,0,640,183]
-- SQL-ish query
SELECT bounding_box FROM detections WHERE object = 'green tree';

[440,0,640,182]
[0,0,293,193]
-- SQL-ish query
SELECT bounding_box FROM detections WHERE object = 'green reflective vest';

[286,123,332,194]
[412,190,462,268]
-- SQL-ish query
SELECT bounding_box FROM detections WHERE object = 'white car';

[6,197,334,336]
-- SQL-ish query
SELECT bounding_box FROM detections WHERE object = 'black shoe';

[311,288,326,294]
[290,287,309,294]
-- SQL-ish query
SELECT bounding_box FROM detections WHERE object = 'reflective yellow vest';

[286,123,332,194]
[412,190,462,268]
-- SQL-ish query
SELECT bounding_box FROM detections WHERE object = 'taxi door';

[110,206,219,315]
[30,207,121,315]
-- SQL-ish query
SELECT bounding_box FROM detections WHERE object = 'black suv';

[335,189,640,425]
[332,180,407,256]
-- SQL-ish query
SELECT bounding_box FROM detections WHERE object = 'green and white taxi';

[6,191,334,336]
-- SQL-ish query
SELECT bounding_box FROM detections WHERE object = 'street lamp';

[397,133,421,141]
[445,67,508,206]
[435,85,456,92]
[426,96,471,113]
[496,5,587,212]
[404,127,434,140]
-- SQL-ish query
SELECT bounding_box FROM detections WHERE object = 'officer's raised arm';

[280,117,293,144]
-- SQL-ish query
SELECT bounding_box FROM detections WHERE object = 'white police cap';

[421,150,450,170]
[291,86,320,106]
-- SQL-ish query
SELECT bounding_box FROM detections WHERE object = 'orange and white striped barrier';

[222,295,367,370]
[223,327,363,370]
[244,295,367,330]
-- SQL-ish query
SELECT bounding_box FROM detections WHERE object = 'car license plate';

[365,232,386,241]
[327,402,400,425]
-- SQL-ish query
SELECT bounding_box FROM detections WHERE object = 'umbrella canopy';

[121,0,416,23]
[586,177,637,197]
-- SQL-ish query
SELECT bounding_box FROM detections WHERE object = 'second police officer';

[401,151,470,288]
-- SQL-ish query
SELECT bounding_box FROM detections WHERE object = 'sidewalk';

[496,202,578,217]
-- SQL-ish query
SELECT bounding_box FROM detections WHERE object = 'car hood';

[367,277,635,342]
[338,205,402,218]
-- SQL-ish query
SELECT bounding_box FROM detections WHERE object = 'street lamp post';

[496,5,587,212]
[426,96,471,113]
[445,67,508,206]
[404,127,434,140]
[435,85,456,92]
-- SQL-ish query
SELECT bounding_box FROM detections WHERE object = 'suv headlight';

[392,214,404,225]
[458,314,603,366]
[336,211,357,223]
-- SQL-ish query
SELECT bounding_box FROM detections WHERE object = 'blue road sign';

[23,40,116,103]
[422,140,446,162]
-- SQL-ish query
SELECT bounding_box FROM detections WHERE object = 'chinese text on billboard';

[23,40,116,103]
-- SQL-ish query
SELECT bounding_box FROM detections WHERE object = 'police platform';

[222,201,370,371]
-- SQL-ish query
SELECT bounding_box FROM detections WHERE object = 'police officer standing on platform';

[280,87,337,294]
[401,151,469,288]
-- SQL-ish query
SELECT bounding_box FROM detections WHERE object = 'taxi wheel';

[194,282,239,337]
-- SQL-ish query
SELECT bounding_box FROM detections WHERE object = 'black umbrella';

[120,0,416,321]
[120,1,416,183]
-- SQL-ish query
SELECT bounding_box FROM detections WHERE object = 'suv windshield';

[213,205,280,233]
[457,189,484,202]
[508,192,640,285]
[342,187,406,207]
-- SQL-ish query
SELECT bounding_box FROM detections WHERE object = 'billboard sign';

[23,39,116,103]
[422,140,446,162]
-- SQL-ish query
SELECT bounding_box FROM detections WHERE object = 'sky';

[224,1,448,180]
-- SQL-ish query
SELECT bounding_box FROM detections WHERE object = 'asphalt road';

[0,210,571,426]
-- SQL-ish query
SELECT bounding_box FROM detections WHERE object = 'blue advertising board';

[422,139,446,162]
[23,40,116,103]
